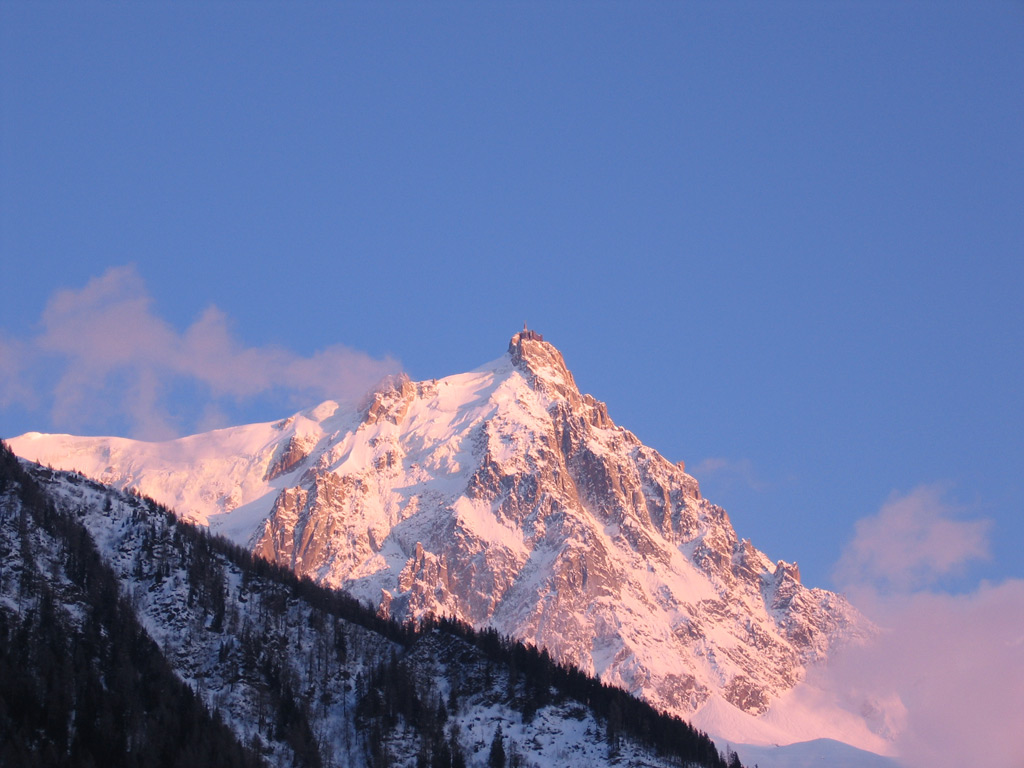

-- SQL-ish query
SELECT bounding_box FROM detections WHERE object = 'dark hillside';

[0,441,739,768]
[0,443,264,768]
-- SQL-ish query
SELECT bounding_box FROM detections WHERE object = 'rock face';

[8,331,870,723]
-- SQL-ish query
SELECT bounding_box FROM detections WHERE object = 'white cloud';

[822,579,1024,768]
[834,485,990,593]
[2,265,401,439]
[825,486,1023,768]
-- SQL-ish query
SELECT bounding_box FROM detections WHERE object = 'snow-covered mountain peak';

[6,330,882,754]
[507,328,579,399]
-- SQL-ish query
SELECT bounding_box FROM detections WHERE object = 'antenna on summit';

[519,323,543,342]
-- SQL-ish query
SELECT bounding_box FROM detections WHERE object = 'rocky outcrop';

[264,434,317,480]
[363,373,418,425]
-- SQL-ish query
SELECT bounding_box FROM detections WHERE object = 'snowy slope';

[8,330,891,756]
[1,453,733,768]
[730,738,901,768]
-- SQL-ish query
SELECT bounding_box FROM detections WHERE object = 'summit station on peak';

[508,327,569,376]
[7,330,888,756]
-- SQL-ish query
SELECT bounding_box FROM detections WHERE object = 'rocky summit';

[9,331,873,736]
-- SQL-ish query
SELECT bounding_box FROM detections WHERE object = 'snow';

[207,488,281,543]
[692,683,896,756]
[5,461,721,768]
[9,421,294,540]
[6,357,534,543]
[731,739,902,768]
[453,497,528,559]
[6,338,890,764]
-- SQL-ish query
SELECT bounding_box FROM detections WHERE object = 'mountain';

[0,441,735,768]
[8,330,888,754]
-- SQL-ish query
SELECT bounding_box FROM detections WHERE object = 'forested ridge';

[0,441,741,768]
[0,442,264,767]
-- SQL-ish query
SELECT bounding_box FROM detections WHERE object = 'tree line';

[1,441,740,768]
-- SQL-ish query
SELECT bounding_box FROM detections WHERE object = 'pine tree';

[487,725,506,768]
[450,732,467,768]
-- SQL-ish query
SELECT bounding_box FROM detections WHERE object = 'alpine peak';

[507,327,578,398]
[8,331,879,753]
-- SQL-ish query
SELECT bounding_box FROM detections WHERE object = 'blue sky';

[2,1,1022,603]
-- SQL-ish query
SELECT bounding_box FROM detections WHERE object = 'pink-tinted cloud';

[825,487,1023,768]
[3,265,400,439]
[834,485,990,593]
[821,579,1024,768]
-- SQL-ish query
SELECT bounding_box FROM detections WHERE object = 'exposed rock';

[363,373,417,425]
[265,434,317,480]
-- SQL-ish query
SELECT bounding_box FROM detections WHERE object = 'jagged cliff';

[9,331,873,737]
